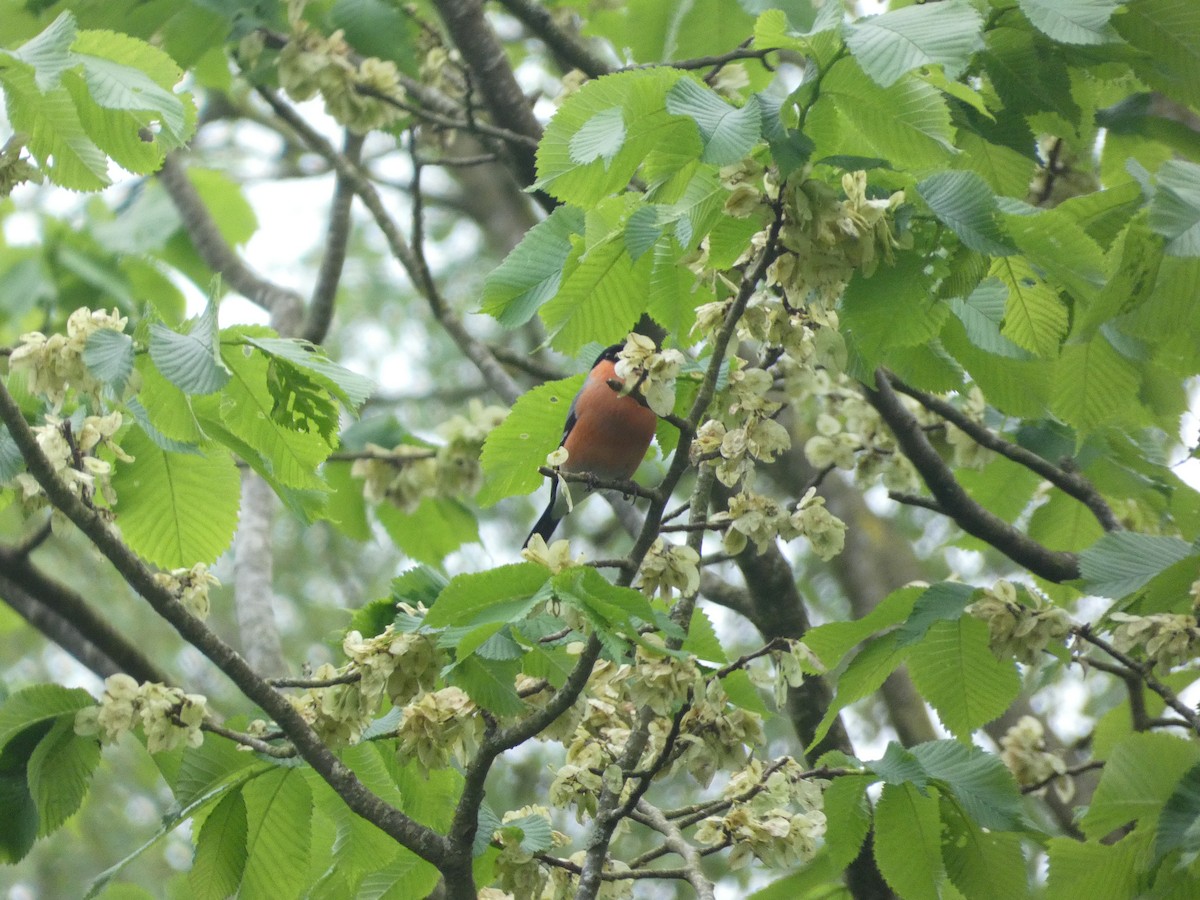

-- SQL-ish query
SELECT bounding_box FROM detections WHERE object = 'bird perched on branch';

[525,344,657,546]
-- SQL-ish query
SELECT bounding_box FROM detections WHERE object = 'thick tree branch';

[432,0,546,192]
[303,130,364,344]
[157,153,304,333]
[887,375,1122,532]
[494,0,613,78]
[864,369,1080,582]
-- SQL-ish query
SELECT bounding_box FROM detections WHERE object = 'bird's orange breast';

[561,361,657,481]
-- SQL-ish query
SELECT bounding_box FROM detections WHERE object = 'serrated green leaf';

[424,563,548,628]
[942,800,1030,899]
[871,742,931,790]
[810,632,911,752]
[1157,761,1200,865]
[991,255,1068,357]
[1150,159,1200,257]
[1045,835,1140,900]
[376,496,478,566]
[239,767,311,900]
[3,68,109,190]
[665,78,761,165]
[2,11,75,91]
[896,582,978,648]
[1004,207,1107,301]
[481,206,585,328]
[447,655,523,716]
[189,788,248,900]
[1081,533,1195,598]
[822,774,873,870]
[241,336,374,409]
[840,252,947,371]
[1082,732,1200,840]
[536,68,697,204]
[917,171,1014,256]
[217,341,331,489]
[0,685,94,752]
[478,374,582,506]
[1017,0,1121,45]
[82,328,134,392]
[806,58,956,175]
[26,715,99,836]
[908,617,1020,738]
[569,106,626,167]
[949,279,1031,358]
[1050,335,1141,433]
[1028,489,1105,551]
[911,740,1026,832]
[0,426,22,482]
[149,308,229,396]
[804,585,923,669]
[981,27,1080,123]
[1115,0,1200,108]
[554,566,657,633]
[110,425,240,568]
[874,782,945,900]
[681,606,727,665]
[844,0,983,88]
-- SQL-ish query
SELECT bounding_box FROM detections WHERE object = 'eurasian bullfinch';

[525,344,657,546]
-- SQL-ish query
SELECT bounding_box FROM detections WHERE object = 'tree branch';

[494,0,613,78]
[633,801,715,900]
[303,129,364,344]
[864,369,1080,582]
[887,375,1122,532]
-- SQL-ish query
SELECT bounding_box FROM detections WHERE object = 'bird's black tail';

[524,481,561,547]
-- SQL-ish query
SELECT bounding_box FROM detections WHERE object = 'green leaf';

[481,206,585,328]
[942,800,1030,900]
[149,302,229,395]
[377,496,479,566]
[82,328,134,392]
[26,715,100,836]
[189,788,248,900]
[447,655,523,716]
[665,78,762,165]
[1082,732,1200,840]
[804,585,923,668]
[981,27,1080,123]
[681,606,727,665]
[3,67,109,190]
[911,740,1026,832]
[241,336,375,409]
[0,685,94,752]
[1081,532,1195,598]
[896,582,978,648]
[874,782,946,900]
[216,340,332,489]
[806,58,956,175]
[821,774,873,870]
[1157,762,1200,865]
[991,255,1069,357]
[1017,0,1121,45]
[949,279,1030,358]
[907,617,1020,739]
[1150,159,1200,257]
[536,69,697,205]
[917,171,1014,256]
[110,425,240,568]
[871,742,931,791]
[840,252,947,371]
[424,563,548,628]
[844,0,983,88]
[478,374,583,506]
[1050,335,1141,434]
[1003,206,1108,301]
[1028,489,1106,552]
[539,198,652,352]
[1115,0,1200,108]
[810,633,911,752]
[1045,835,1140,900]
[239,767,312,900]
[569,106,626,167]
[2,11,75,91]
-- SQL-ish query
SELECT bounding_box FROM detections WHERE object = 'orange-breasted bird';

[525,344,658,546]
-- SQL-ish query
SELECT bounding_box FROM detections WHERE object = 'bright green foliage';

[0,12,193,191]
